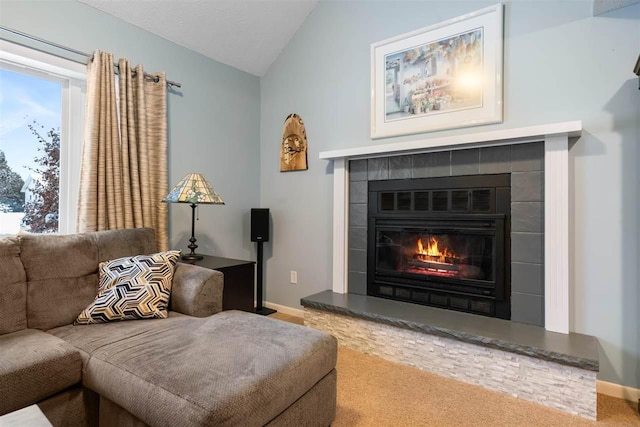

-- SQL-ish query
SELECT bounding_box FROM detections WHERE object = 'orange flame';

[416,237,457,263]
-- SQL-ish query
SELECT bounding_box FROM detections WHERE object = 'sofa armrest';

[170,263,223,317]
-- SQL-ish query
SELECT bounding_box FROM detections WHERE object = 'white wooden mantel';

[320,121,582,334]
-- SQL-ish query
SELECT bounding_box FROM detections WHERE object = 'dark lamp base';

[182,253,204,261]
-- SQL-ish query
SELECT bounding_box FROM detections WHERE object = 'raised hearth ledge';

[301,290,598,371]
[319,120,582,334]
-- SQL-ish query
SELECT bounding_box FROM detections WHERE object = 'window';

[0,40,85,234]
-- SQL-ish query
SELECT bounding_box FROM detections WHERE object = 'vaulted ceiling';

[78,0,319,77]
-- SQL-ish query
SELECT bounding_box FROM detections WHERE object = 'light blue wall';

[2,0,637,391]
[0,0,261,261]
[260,1,640,389]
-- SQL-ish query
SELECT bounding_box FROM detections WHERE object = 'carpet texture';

[269,313,639,426]
[333,346,638,426]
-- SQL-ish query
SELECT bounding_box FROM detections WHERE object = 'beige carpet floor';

[269,312,640,426]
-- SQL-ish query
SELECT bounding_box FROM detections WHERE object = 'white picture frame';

[371,3,504,139]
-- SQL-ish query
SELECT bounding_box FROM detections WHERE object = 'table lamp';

[162,173,224,261]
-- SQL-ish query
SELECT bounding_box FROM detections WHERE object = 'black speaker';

[251,208,269,242]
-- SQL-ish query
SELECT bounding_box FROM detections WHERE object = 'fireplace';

[323,122,580,333]
[367,174,511,319]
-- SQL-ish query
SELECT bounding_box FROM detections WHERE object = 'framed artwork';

[370,3,504,139]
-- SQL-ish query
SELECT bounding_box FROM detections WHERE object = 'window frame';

[0,39,86,234]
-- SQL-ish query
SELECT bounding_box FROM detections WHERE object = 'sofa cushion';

[48,312,194,366]
[0,236,27,334]
[21,232,100,330]
[75,251,181,324]
[20,232,99,281]
[21,228,159,330]
[0,328,82,415]
[50,311,337,426]
[93,228,157,263]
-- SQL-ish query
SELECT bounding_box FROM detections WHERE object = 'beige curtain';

[78,51,169,250]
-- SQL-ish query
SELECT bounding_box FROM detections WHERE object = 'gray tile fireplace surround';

[348,141,545,326]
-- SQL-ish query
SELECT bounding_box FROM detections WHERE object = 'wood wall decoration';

[280,113,308,172]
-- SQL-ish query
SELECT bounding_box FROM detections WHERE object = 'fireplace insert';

[367,174,511,319]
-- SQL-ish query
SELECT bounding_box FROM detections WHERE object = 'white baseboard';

[263,301,304,318]
[597,380,640,402]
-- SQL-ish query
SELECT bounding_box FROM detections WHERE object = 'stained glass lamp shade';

[162,173,224,260]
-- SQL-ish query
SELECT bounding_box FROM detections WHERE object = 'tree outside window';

[21,123,60,233]
[0,67,61,234]
[0,150,24,213]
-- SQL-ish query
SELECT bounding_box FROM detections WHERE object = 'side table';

[182,255,255,312]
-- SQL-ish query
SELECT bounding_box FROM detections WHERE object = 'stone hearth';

[301,290,598,420]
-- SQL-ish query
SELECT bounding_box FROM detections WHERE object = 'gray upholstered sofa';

[0,228,337,426]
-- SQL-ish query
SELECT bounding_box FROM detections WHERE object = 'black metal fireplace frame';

[367,174,511,319]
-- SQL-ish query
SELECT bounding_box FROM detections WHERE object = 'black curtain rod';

[0,26,182,89]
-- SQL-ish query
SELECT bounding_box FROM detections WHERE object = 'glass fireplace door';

[376,228,495,283]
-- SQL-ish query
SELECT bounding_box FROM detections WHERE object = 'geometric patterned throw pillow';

[75,250,181,325]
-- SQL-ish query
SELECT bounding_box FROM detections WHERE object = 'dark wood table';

[182,255,255,312]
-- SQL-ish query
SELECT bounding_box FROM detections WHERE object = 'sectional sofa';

[0,228,337,426]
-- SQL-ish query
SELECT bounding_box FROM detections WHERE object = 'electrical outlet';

[290,270,297,284]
